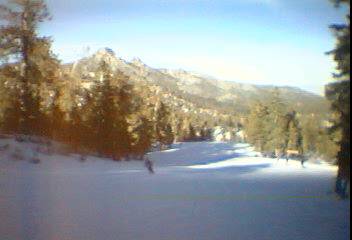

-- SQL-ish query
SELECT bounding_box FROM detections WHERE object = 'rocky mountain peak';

[96,47,116,56]
[77,48,133,73]
[131,57,147,68]
[92,48,118,63]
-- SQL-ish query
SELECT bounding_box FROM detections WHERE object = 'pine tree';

[0,0,58,136]
[164,123,174,146]
[49,88,67,141]
[1,86,22,134]
[199,121,212,141]
[155,101,173,149]
[174,117,184,142]
[265,90,289,153]
[0,65,18,126]
[326,0,350,196]
[301,116,319,154]
[301,115,339,160]
[286,111,303,153]
[87,62,132,159]
[316,128,340,161]
[114,71,134,159]
[186,123,197,141]
[67,104,87,153]
[245,102,269,152]
[131,116,153,159]
[245,92,297,155]
[88,72,116,157]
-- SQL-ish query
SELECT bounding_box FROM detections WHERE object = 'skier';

[144,156,154,174]
[300,156,305,167]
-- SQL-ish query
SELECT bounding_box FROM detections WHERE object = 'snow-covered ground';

[0,139,350,240]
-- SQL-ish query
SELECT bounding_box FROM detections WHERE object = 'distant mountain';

[63,48,330,119]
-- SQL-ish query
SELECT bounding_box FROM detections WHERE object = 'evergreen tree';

[316,128,340,161]
[0,65,18,125]
[245,93,300,155]
[65,99,92,154]
[164,123,174,146]
[246,102,269,152]
[131,116,153,159]
[114,72,134,159]
[265,89,289,153]
[326,0,350,196]
[301,116,319,154]
[174,117,184,142]
[0,0,58,136]
[286,111,303,153]
[301,115,339,160]
[186,123,197,141]
[87,62,132,159]
[49,88,67,141]
[200,121,212,141]
[88,69,116,157]
[1,86,22,134]
[155,101,174,149]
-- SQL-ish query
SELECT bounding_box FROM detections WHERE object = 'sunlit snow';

[0,138,349,240]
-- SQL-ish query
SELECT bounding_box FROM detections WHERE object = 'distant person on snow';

[300,156,306,168]
[144,156,154,174]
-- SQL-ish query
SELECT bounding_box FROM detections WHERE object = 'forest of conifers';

[0,0,349,176]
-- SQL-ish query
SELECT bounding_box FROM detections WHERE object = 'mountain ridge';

[63,48,330,116]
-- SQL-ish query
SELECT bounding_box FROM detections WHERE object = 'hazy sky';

[34,0,349,94]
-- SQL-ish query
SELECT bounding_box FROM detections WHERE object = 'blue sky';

[35,0,348,94]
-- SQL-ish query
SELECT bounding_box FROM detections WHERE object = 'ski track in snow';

[0,140,350,240]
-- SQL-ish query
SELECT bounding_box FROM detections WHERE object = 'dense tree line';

[245,91,301,155]
[244,90,338,160]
